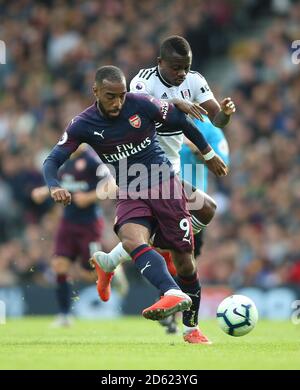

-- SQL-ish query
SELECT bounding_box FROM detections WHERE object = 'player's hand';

[174,99,208,121]
[31,187,49,204]
[205,155,228,177]
[220,97,236,115]
[73,192,92,208]
[50,187,71,206]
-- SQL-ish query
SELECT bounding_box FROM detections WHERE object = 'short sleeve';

[192,73,215,104]
[54,116,83,155]
[130,73,153,95]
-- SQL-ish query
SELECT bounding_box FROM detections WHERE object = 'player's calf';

[52,257,72,319]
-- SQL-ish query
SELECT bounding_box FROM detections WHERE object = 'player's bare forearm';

[205,155,228,177]
[182,132,228,176]
[213,97,236,128]
[201,97,236,128]
[212,111,231,128]
[169,98,208,121]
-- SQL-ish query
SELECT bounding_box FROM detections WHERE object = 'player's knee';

[118,224,150,255]
[121,238,134,254]
[204,194,217,220]
[195,194,217,225]
[121,237,146,255]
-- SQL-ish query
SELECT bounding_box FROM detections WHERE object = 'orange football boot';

[142,290,192,321]
[90,256,114,302]
[183,328,212,345]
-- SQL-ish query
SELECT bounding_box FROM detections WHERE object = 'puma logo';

[140,261,151,274]
[94,130,105,139]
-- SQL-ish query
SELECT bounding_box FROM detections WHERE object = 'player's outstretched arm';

[43,121,82,206]
[157,99,228,176]
[204,153,228,177]
[201,97,236,128]
[43,153,72,206]
[140,95,210,153]
[138,95,228,176]
[176,113,228,177]
[170,98,208,121]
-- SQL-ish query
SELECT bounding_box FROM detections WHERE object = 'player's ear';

[157,57,162,65]
[92,83,98,97]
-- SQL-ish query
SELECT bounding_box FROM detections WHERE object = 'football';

[216,295,258,337]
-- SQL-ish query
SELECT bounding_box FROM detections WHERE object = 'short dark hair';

[95,65,125,85]
[160,36,191,59]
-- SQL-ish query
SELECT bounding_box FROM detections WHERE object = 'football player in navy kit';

[43,66,227,343]
[32,145,108,326]
[92,38,236,340]
[94,37,235,272]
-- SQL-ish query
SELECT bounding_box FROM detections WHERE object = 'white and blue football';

[217,294,258,337]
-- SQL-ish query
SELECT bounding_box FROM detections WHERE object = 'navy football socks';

[131,244,180,294]
[56,274,72,315]
[177,273,201,327]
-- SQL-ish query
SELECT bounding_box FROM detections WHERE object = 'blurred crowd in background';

[0,0,300,290]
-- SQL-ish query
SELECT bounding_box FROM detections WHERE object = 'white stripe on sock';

[191,216,207,233]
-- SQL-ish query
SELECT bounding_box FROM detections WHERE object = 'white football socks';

[109,242,131,269]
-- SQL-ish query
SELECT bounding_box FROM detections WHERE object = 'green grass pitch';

[0,317,299,370]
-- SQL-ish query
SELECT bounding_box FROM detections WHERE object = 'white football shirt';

[130,66,215,173]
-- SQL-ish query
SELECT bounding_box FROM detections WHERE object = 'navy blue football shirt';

[43,93,209,191]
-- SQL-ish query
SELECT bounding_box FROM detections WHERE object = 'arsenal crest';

[129,114,141,128]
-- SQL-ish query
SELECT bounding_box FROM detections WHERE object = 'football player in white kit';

[92,36,235,344]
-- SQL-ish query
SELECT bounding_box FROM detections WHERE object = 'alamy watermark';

[0,40,6,64]
[0,300,6,324]
[95,160,206,210]
[291,40,300,65]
